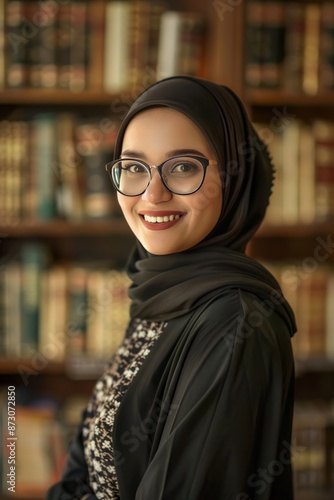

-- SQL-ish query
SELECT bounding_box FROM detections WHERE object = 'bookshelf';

[0,0,333,498]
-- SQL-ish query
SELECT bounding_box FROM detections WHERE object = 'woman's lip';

[139,210,186,216]
[139,212,185,231]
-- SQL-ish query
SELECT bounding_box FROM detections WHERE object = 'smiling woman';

[46,76,297,500]
[112,107,222,254]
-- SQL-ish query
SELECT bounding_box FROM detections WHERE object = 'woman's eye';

[171,162,198,174]
[124,163,146,174]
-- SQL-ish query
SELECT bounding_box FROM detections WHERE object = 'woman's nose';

[141,169,172,203]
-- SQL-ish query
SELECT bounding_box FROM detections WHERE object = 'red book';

[313,121,334,220]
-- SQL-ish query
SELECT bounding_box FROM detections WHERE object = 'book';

[55,113,84,221]
[178,12,205,77]
[146,2,166,78]
[5,0,28,88]
[128,0,150,88]
[319,2,334,91]
[32,113,58,220]
[66,266,89,355]
[57,1,72,89]
[260,1,286,88]
[293,401,328,489]
[302,3,321,95]
[69,1,88,91]
[39,266,68,363]
[245,0,263,88]
[86,269,130,358]
[15,405,63,496]
[3,260,22,357]
[156,10,182,80]
[20,243,48,355]
[298,123,316,224]
[87,0,105,89]
[326,272,334,359]
[75,118,117,219]
[0,265,5,355]
[281,120,300,224]
[254,122,283,225]
[0,0,5,88]
[313,120,334,221]
[103,0,131,92]
[283,2,305,92]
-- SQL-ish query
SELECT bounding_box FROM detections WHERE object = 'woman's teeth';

[143,214,180,223]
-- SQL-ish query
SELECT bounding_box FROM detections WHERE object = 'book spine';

[20,243,48,354]
[302,3,321,95]
[87,0,105,89]
[5,0,29,88]
[67,266,88,355]
[39,266,68,362]
[0,266,6,355]
[156,10,182,80]
[293,402,327,489]
[281,120,300,224]
[128,0,150,88]
[146,2,166,77]
[76,120,117,219]
[103,1,131,92]
[178,12,205,78]
[260,1,286,88]
[319,2,334,91]
[0,0,5,88]
[283,3,305,92]
[38,1,58,88]
[313,120,334,221]
[33,113,57,220]
[245,0,263,88]
[57,2,71,89]
[298,124,316,224]
[56,113,84,221]
[69,1,88,91]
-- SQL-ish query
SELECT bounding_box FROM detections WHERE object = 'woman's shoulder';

[190,287,293,356]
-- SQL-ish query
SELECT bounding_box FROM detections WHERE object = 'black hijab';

[113,76,296,335]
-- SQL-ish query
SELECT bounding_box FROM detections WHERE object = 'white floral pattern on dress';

[82,318,167,500]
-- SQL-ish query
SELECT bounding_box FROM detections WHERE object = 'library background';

[0,0,333,498]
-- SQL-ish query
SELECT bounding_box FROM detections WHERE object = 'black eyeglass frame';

[105,155,216,196]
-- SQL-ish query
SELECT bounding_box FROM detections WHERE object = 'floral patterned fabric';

[82,318,167,499]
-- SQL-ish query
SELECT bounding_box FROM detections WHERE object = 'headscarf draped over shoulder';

[113,76,296,336]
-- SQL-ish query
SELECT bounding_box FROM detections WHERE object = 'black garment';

[46,290,294,500]
[46,76,297,499]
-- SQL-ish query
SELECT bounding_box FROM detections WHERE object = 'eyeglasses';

[105,155,216,196]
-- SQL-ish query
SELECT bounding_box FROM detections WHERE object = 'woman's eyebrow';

[120,148,206,159]
[121,149,145,158]
[165,148,206,157]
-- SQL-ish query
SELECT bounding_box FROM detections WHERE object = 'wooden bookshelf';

[0,219,132,237]
[0,0,333,498]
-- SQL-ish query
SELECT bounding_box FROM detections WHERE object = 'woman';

[46,76,297,500]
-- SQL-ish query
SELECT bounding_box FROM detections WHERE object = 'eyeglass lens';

[111,157,205,195]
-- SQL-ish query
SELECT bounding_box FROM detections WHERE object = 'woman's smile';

[139,210,186,230]
[117,107,222,255]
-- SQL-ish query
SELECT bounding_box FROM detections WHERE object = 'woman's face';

[117,107,223,255]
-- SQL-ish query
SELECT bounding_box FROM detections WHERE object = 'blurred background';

[0,0,334,498]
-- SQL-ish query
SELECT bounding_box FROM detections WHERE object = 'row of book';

[0,242,334,362]
[266,262,334,361]
[0,392,333,496]
[1,115,333,226]
[0,243,131,360]
[293,400,334,490]
[0,389,89,496]
[255,120,334,224]
[0,114,120,224]
[0,0,205,91]
[245,1,334,93]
